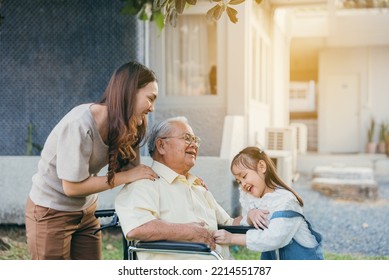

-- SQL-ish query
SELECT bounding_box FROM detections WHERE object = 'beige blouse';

[29,103,110,211]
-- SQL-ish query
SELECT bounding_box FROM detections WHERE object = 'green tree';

[121,0,264,30]
[0,0,264,29]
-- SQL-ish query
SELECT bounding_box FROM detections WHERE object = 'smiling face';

[133,81,158,126]
[157,121,199,175]
[231,160,273,198]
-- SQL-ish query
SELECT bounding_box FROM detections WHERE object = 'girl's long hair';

[98,61,157,186]
[231,146,304,206]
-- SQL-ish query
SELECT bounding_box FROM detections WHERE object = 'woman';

[25,61,159,260]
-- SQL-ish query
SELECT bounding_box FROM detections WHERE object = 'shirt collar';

[151,160,198,185]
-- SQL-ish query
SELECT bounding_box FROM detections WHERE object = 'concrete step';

[313,165,375,180]
[311,177,379,202]
[311,164,380,201]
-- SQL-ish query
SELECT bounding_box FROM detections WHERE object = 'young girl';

[213,147,323,260]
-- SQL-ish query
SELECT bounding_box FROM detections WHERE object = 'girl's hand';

[213,229,232,245]
[124,164,159,183]
[247,208,269,229]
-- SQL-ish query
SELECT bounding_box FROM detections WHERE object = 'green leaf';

[206,5,219,21]
[139,7,149,21]
[120,0,143,15]
[120,5,140,16]
[153,10,165,31]
[154,0,165,9]
[214,4,226,20]
[168,9,178,27]
[228,0,245,5]
[186,0,197,5]
[175,0,186,14]
[206,4,225,21]
[226,6,238,23]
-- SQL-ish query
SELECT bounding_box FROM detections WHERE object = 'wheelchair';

[95,209,254,260]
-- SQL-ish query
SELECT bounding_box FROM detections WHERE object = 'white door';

[321,74,360,153]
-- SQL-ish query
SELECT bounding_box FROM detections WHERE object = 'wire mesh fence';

[0,0,145,155]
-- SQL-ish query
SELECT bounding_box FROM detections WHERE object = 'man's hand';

[186,222,215,249]
[247,208,269,229]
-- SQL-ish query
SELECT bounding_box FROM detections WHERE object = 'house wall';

[327,9,389,47]
[290,4,389,154]
[369,47,389,136]
[147,2,280,157]
[271,9,292,128]
[318,46,389,152]
[222,2,276,151]
[246,2,273,148]
[248,102,271,148]
[150,107,226,157]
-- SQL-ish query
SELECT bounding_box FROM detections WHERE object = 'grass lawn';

[1,225,388,260]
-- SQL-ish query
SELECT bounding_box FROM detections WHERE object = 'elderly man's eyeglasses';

[160,133,201,147]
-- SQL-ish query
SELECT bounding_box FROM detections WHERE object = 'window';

[249,26,270,104]
[164,16,217,96]
[260,39,269,104]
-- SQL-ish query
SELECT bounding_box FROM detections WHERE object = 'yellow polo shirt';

[115,160,234,260]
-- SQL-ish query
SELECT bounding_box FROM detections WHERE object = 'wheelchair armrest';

[134,225,256,252]
[218,225,256,234]
[135,240,211,253]
[128,240,223,259]
[132,226,256,253]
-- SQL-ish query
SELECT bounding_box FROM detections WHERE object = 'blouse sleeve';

[245,198,304,252]
[56,120,92,182]
[239,189,254,226]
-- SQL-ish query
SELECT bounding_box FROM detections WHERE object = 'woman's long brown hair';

[98,61,157,186]
[231,146,304,206]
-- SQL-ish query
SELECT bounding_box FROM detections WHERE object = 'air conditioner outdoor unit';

[289,122,308,154]
[265,127,297,174]
[266,150,293,187]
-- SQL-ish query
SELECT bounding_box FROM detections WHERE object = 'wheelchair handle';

[94,209,119,235]
[95,208,116,218]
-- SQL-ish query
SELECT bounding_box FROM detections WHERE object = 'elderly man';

[115,116,241,259]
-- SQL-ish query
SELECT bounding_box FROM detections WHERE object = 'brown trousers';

[25,197,102,260]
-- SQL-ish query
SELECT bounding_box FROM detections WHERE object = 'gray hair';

[147,116,189,157]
